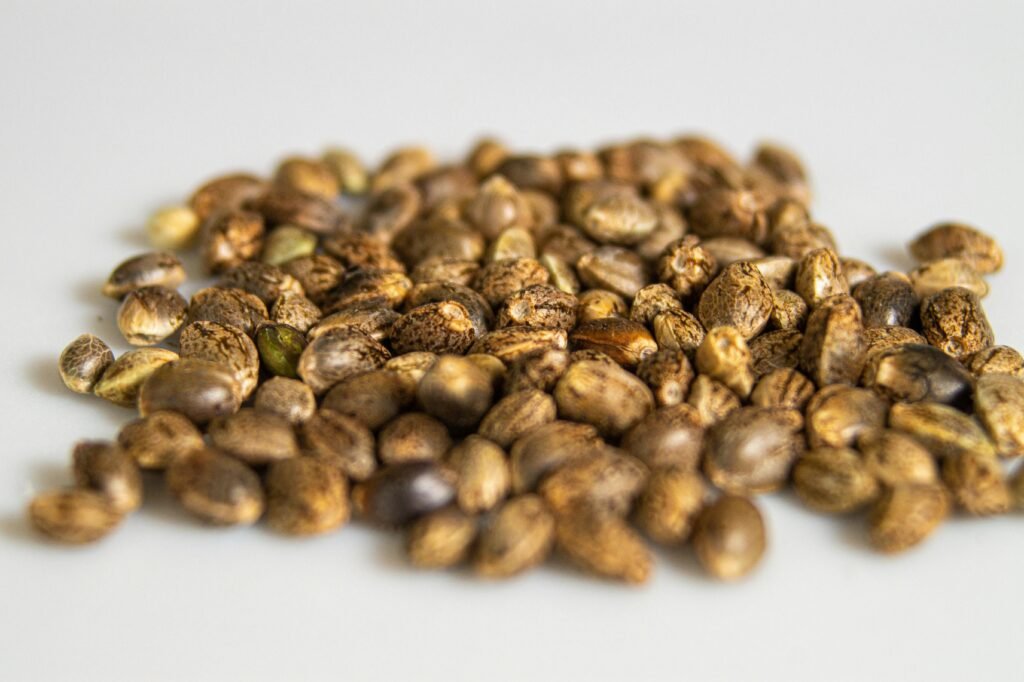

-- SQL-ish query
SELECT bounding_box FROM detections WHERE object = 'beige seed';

[28,490,122,544]
[378,412,452,465]
[447,436,511,514]
[253,377,317,426]
[889,401,997,460]
[910,258,988,299]
[633,467,707,545]
[974,373,1024,457]
[117,410,204,470]
[301,410,377,482]
[207,408,300,465]
[146,205,201,249]
[750,368,815,411]
[117,286,188,346]
[416,355,494,431]
[58,334,114,394]
[179,320,260,399]
[509,420,601,493]
[265,457,349,536]
[697,262,774,340]
[919,287,994,361]
[321,370,414,431]
[695,326,754,398]
[652,309,706,355]
[908,222,1003,274]
[692,495,767,581]
[297,327,391,395]
[407,508,477,569]
[792,447,879,513]
[478,390,557,449]
[805,385,888,449]
[966,346,1024,378]
[539,447,648,517]
[93,347,180,407]
[166,448,264,526]
[473,495,555,579]
[798,294,866,386]
[555,507,653,584]
[703,407,804,495]
[794,248,848,307]
[622,403,705,472]
[554,360,654,438]
[856,429,939,487]
[71,441,143,515]
[686,375,741,428]
[942,450,1012,516]
[576,289,628,323]
[867,484,949,553]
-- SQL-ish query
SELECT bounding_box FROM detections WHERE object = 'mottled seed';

[556,507,652,584]
[410,257,481,287]
[297,327,390,395]
[966,346,1024,378]
[795,248,848,307]
[652,309,706,355]
[308,306,398,344]
[117,286,187,346]
[281,254,346,306]
[447,436,511,514]
[188,173,267,224]
[910,258,988,299]
[576,246,650,299]
[704,407,804,494]
[102,252,186,299]
[478,390,557,449]
[28,490,122,544]
[889,401,997,460]
[392,216,485,267]
[798,294,866,386]
[180,320,260,398]
[920,287,994,361]
[580,192,658,245]
[469,327,568,364]
[750,329,803,377]
[805,385,888,449]
[697,262,774,340]
[692,495,766,580]
[118,410,204,470]
[208,408,300,465]
[497,284,577,330]
[689,187,770,244]
[771,221,837,259]
[271,291,321,333]
[138,359,242,424]
[539,447,648,517]
[273,156,338,199]
[260,225,318,266]
[265,457,349,536]
[405,281,493,336]
[319,370,410,431]
[750,368,815,410]
[392,302,478,355]
[629,284,682,325]
[636,349,695,407]
[416,355,494,431]
[686,375,742,427]
[749,255,797,290]
[909,222,1003,274]
[186,287,268,337]
[250,185,342,235]
[59,334,114,394]
[407,508,477,569]
[867,484,949,553]
[378,412,452,465]
[853,272,918,328]
[353,461,457,526]
[570,318,657,368]
[793,447,879,513]
[218,261,304,307]
[253,377,316,425]
[504,348,570,394]
[146,205,201,250]
[301,410,377,481]
[863,326,928,362]
[321,232,405,273]
[166,448,264,525]
[857,429,939,487]
[473,494,555,578]
[93,347,179,407]
[633,468,707,545]
[769,289,808,330]
[71,441,143,514]
[695,326,754,398]
[474,258,550,307]
[554,360,654,438]
[576,289,628,323]
[862,343,973,409]
[201,209,265,274]
[942,450,1011,516]
[974,373,1024,457]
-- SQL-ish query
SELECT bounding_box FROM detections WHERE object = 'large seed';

[273,156,338,199]
[569,318,657,368]
[180,320,260,398]
[188,172,267,223]
[416,355,494,431]
[703,407,804,494]
[478,390,557,449]
[406,509,477,569]
[633,468,707,545]
[265,457,349,536]
[692,495,767,580]
[166,448,264,525]
[473,495,555,578]
[254,377,317,425]
[769,289,808,330]
[378,412,452,465]
[798,294,866,386]
[697,262,774,340]
[889,401,997,460]
[301,410,377,481]
[59,334,114,394]
[353,461,457,526]
[71,441,143,514]
[622,403,705,471]
[908,222,1003,274]
[93,348,179,407]
[805,385,887,449]
[28,490,122,544]
[497,284,577,330]
[919,287,994,361]
[792,447,879,514]
[555,508,653,584]
[102,252,186,299]
[867,484,949,553]
[447,435,511,514]
[554,360,654,438]
[297,327,390,395]
[862,343,973,410]
[973,373,1024,457]
[117,286,188,346]
[208,408,300,465]
[138,359,241,424]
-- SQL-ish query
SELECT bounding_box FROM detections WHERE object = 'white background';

[1,2,1022,680]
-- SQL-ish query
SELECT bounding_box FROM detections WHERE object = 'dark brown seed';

[636,349,695,407]
[391,302,478,355]
[253,377,317,425]
[28,490,122,544]
[919,287,994,361]
[805,385,888,449]
[473,494,555,578]
[180,320,260,398]
[909,222,1003,273]
[416,355,494,431]
[857,429,939,487]
[189,173,267,223]
[686,375,742,427]
[186,287,268,337]
[71,441,143,514]
[692,495,767,580]
[166,448,264,525]
[633,468,707,545]
[576,246,650,299]
[509,421,601,493]
[974,373,1024,457]
[621,403,704,471]
[555,507,652,584]
[406,509,477,569]
[118,410,204,470]
[703,407,804,494]
[539,447,648,517]
[750,368,815,411]
[200,210,265,274]
[265,457,349,536]
[249,185,342,234]
[138,359,241,424]
[853,272,919,328]
[750,329,803,377]
[297,327,390,395]
[862,343,973,409]
[218,261,304,307]
[353,461,457,526]
[792,447,879,513]
[59,334,114,394]
[889,401,997,460]
[570,318,657,368]
[868,484,949,553]
[965,346,1024,378]
[207,408,300,465]
[554,360,654,438]
[117,286,188,346]
[280,254,345,306]
[497,285,577,330]
[102,251,187,299]
[798,294,866,386]
[321,370,413,431]
[301,410,377,481]
[469,327,568,364]
[447,435,511,514]
[697,262,774,340]
[478,390,557,449]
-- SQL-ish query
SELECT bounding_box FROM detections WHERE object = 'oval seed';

[889,401,997,460]
[406,509,477,569]
[321,370,413,431]
[146,205,201,249]
[207,408,300,465]
[478,390,557,449]
[703,407,804,494]
[473,495,555,579]
[353,461,457,526]
[919,287,994,361]
[942,450,1011,516]
[253,376,317,425]
[186,287,268,337]
[686,375,741,427]
[750,368,815,411]
[910,258,988,299]
[692,495,767,581]
[539,447,648,517]
[297,327,391,395]
[180,320,260,399]
[798,294,866,386]
[622,403,704,472]
[256,323,307,379]
[792,447,879,514]
[118,410,204,470]
[301,410,377,481]
[862,343,974,410]
[270,292,322,334]
[58,334,114,394]
[378,412,452,465]
[805,385,888,449]
[555,508,653,584]
[633,468,707,545]
[416,355,494,431]
[697,262,774,340]
[446,436,511,514]
[391,301,478,355]
[71,441,143,514]
[856,429,939,487]
[695,326,754,398]
[867,484,949,554]
[166,448,264,525]
[28,490,122,544]
[117,286,188,346]
[102,252,186,299]
[853,272,918,328]
[966,346,1024,378]
[93,347,179,407]
[261,225,319,266]
[265,457,349,536]
[908,222,1003,274]
[554,360,654,438]
[138,359,241,424]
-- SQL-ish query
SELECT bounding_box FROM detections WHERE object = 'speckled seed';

[473,495,555,578]
[250,185,342,235]
[407,508,477,569]
[415,355,494,431]
[297,327,390,395]
[798,294,866,386]
[497,285,577,330]
[770,221,837,259]
[580,192,658,245]
[749,255,797,290]
[974,373,1024,457]
[486,227,537,262]
[697,262,774,340]
[841,258,877,288]
[769,289,808,330]
[378,412,452,465]
[118,410,204,470]
[180,320,260,398]
[410,257,480,287]
[852,272,918,328]
[686,375,742,427]
[188,173,267,223]
[539,447,648,517]
[405,281,493,335]
[867,484,949,553]
[464,175,532,238]
[919,287,994,361]
[633,468,707,545]
[186,287,268,337]
[201,209,265,274]
[477,390,557,449]
[93,348,179,407]
[117,286,188,346]
[509,421,601,493]
[570,318,657,368]
[166,448,264,525]
[795,248,848,307]
[793,447,879,513]
[576,289,628,323]
[273,156,339,199]
[652,309,706,355]
[700,237,765,269]
[862,343,973,409]
[942,450,1011,515]
[636,349,695,407]
[554,360,654,438]
[71,441,143,514]
[385,351,438,392]
[59,334,114,394]
[750,329,803,377]
[629,284,682,325]
[102,252,187,299]
[271,291,321,333]
[301,410,376,481]
[889,401,997,460]
[556,508,652,584]
[908,222,1003,274]
[469,327,568,364]
[692,495,766,581]
[966,346,1024,378]
[703,407,804,494]
[503,348,569,395]
[863,326,928,362]
[750,368,815,410]
[576,246,650,299]
[695,326,754,398]
[620,403,704,472]
[265,457,349,536]
[281,254,345,305]
[857,429,938,487]
[253,377,316,425]
[308,306,399,343]
[320,370,412,431]
[474,258,550,307]
[805,385,888,449]
[218,261,304,307]
[689,187,770,244]
[391,302,478,355]
[910,258,988,299]
[28,490,122,544]
[322,147,369,195]
[353,461,457,526]
[261,225,318,266]
[147,205,201,249]
[208,408,300,465]
[392,216,485,268]
[321,232,405,273]
[447,436,511,514]
[138,359,241,424]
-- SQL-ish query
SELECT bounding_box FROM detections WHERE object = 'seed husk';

[805,385,888,449]
[118,410,204,470]
[478,389,557,449]
[853,272,918,328]
[750,368,815,411]
[750,329,803,377]
[253,376,317,425]
[554,359,654,438]
[71,440,143,514]
[186,287,268,337]
[692,495,767,580]
[473,494,555,578]
[447,435,511,514]
[146,205,201,250]
[378,412,452,465]
[555,507,653,584]
[862,343,973,409]
[321,370,413,431]
[407,508,477,569]
[686,375,741,427]
[622,403,705,472]
[256,323,307,379]
[856,429,939,487]
[28,490,122,544]
[889,401,997,460]
[908,222,1003,274]
[633,467,707,545]
[792,447,879,513]
[265,457,349,536]
[93,347,180,407]
[973,373,1024,457]
[166,448,264,525]
[867,484,949,553]
[297,327,390,395]
[117,286,188,346]
[942,450,1011,516]
[208,408,300,465]
[919,287,994,361]
[353,461,457,526]
[301,410,377,481]
[697,262,774,340]
[180,320,260,398]
[59,333,114,394]
[695,326,754,398]
[102,252,186,299]
[138,358,242,424]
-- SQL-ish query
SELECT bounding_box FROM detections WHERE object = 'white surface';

[1,2,1022,680]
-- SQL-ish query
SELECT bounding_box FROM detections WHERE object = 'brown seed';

[326,269,414,313]
[504,348,570,394]
[769,289,808,330]
[636,349,695,407]
[857,429,939,487]
[207,408,300,465]
[297,327,390,395]
[910,258,988,299]
[447,435,511,514]
[200,210,265,274]
[766,197,810,235]
[889,401,998,460]
[469,327,568,364]
[385,351,438,391]
[102,252,186,299]
[576,289,628,323]
[570,318,657,368]
[629,284,682,325]
[555,507,652,584]
[392,216,485,267]
[378,412,452,465]
[545,248,582,292]
[273,156,339,199]
[841,258,877,288]
[974,373,1024,457]
[322,147,369,195]
[253,377,317,425]
[474,258,549,308]
[749,255,797,290]
[509,421,601,493]
[633,467,707,545]
[620,403,704,471]
[798,294,866,386]
[920,287,994,361]
[485,226,536,262]
[704,407,804,494]
[467,137,508,176]
[863,326,928,362]
[867,484,949,553]
[750,368,815,411]
[179,320,260,399]
[853,272,919,328]
[93,347,179,407]
[28,490,122,544]
[795,248,848,307]
[750,329,803,377]
[406,508,477,569]
[465,175,533,238]
[695,326,754,398]
[539,447,648,517]
[405,281,493,335]
[792,447,879,514]
[697,262,774,340]
[218,261,304,307]
[478,390,557,449]
[908,222,1003,274]
[564,180,634,226]
[686,375,742,427]
[652,309,706,355]
[271,291,321,333]
[138,358,242,424]
[700,237,765,270]
[301,410,377,481]
[942,450,1011,516]
[320,370,412,431]
[692,495,767,580]
[353,461,457,526]
[186,287,268,337]
[321,232,406,273]
[473,494,555,578]
[497,284,577,330]
[188,173,267,223]
[862,343,974,409]
[495,155,563,194]
[416,355,494,431]
[770,221,837,259]
[538,222,597,264]
[71,441,143,514]
[308,306,398,343]
[410,257,480,287]
[117,286,188,346]
[966,346,1024,378]
[166,448,264,525]
[554,360,653,439]
[750,142,810,204]
[265,457,349,536]
[689,187,770,244]
[577,246,650,299]
[579,192,658,245]
[118,410,204,470]
[249,185,343,235]
[391,302,478,355]
[555,148,603,183]
[59,334,114,394]
[805,385,888,449]
[280,254,345,306]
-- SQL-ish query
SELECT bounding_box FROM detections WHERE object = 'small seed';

[378,412,452,465]
[692,495,767,580]
[59,334,114,394]
[868,484,949,553]
[415,355,494,431]
[798,294,866,386]
[942,450,1011,516]
[297,327,390,395]
[186,287,268,337]
[301,410,377,481]
[910,258,988,299]
[966,346,1024,378]
[188,172,266,223]
[478,390,557,449]
[218,261,305,307]
[750,329,803,377]
[353,461,457,526]
[281,254,346,305]
[93,347,179,407]
[71,441,143,514]
[271,291,321,333]
[695,326,754,398]
[265,457,349,536]
[253,377,316,425]
[138,358,242,424]
[576,246,650,299]
[862,343,973,409]
[852,272,919,328]
[273,156,339,199]
[554,360,654,438]
[889,401,998,460]
[633,467,707,545]
[447,435,511,514]
[322,147,368,195]
[805,385,888,449]
[260,225,318,266]
[576,289,628,323]
[469,327,568,364]
[857,429,939,487]
[166,448,264,525]
[652,309,706,355]
[635,349,694,407]
[102,252,186,299]
[540,447,648,517]
[256,323,307,379]
[208,408,300,465]
[28,490,122,544]
[180,320,260,398]
[473,494,555,578]
[795,248,848,307]
[686,375,741,427]
[793,447,879,513]
[464,175,532,238]
[146,205,201,250]
[497,284,577,330]
[704,407,804,494]
[118,410,204,470]
[769,289,808,330]
[622,403,705,471]
[201,209,265,274]
[555,507,652,584]
[117,286,187,346]
[919,287,994,361]
[697,262,774,340]
[908,222,1003,274]
[407,509,477,569]
[750,368,815,411]
[973,373,1024,457]
[321,370,413,431]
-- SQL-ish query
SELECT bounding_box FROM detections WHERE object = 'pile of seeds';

[38,136,1024,584]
